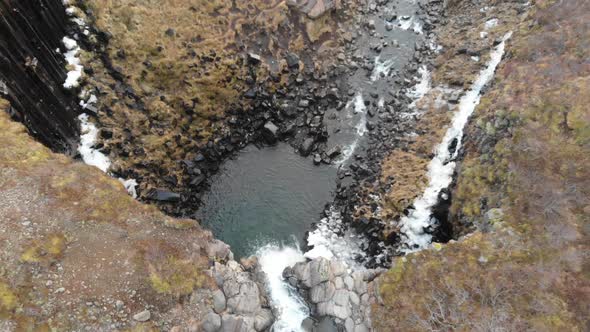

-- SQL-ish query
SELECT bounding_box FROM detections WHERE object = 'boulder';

[201,312,222,332]
[310,281,336,303]
[226,281,261,314]
[262,121,279,144]
[309,258,332,287]
[254,309,274,331]
[213,289,227,314]
[221,314,253,332]
[147,189,180,202]
[300,138,315,156]
[132,310,151,322]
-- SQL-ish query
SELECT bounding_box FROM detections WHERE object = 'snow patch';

[78,114,111,172]
[305,208,367,268]
[62,37,83,89]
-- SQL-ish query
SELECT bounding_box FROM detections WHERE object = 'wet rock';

[262,121,279,144]
[132,310,151,322]
[300,138,315,156]
[147,189,181,202]
[326,145,342,159]
[314,154,322,165]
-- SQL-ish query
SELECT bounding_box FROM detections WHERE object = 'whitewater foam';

[399,32,512,251]
[257,244,308,332]
[338,94,367,164]
[305,208,367,268]
[407,65,431,108]
[371,56,394,81]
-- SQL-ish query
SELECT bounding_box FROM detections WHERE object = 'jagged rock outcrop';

[0,0,79,153]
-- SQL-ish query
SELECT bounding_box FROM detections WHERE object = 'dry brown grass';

[374,0,590,330]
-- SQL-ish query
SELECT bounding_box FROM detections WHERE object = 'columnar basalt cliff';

[0,0,79,153]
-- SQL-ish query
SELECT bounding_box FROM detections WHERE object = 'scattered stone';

[133,310,151,322]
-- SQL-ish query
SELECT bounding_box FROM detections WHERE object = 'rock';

[316,317,338,332]
[213,289,227,313]
[207,239,234,262]
[332,289,349,306]
[223,278,241,298]
[165,28,176,37]
[221,314,253,332]
[310,281,336,303]
[349,292,360,306]
[302,317,315,332]
[313,154,322,165]
[226,281,261,314]
[287,0,339,19]
[367,19,376,30]
[248,52,261,65]
[354,324,369,332]
[345,318,355,332]
[300,138,315,157]
[202,312,222,332]
[285,53,300,69]
[262,121,279,144]
[326,145,342,159]
[317,301,350,320]
[334,277,344,289]
[309,258,332,286]
[133,310,151,322]
[344,276,354,290]
[352,271,367,295]
[330,260,347,276]
[254,309,273,331]
[147,189,181,202]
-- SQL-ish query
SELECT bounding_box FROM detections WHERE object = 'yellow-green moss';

[148,257,208,297]
[20,234,67,263]
[0,281,17,312]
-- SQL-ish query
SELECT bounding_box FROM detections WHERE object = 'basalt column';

[0,0,79,153]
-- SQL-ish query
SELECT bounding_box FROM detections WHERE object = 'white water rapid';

[399,32,512,251]
[256,244,309,331]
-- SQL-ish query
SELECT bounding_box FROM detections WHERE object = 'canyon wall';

[0,0,79,153]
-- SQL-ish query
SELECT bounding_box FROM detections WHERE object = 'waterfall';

[257,244,309,332]
[399,32,512,251]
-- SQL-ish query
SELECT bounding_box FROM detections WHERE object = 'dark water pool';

[196,143,338,258]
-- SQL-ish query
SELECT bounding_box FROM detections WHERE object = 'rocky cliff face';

[0,0,79,153]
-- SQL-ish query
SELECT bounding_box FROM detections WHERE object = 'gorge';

[1,0,588,331]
